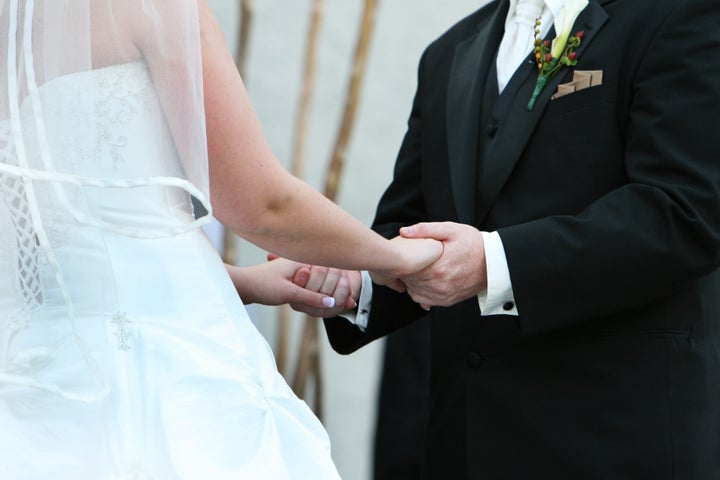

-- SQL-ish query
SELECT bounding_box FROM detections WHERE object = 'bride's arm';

[198,0,439,276]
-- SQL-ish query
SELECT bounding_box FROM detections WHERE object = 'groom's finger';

[387,278,408,293]
[402,267,439,283]
[304,266,329,292]
[319,268,342,296]
[406,279,448,304]
[330,275,354,310]
[406,288,428,306]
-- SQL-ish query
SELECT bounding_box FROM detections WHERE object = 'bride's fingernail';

[322,297,336,308]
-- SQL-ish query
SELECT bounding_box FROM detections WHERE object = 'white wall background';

[206,2,485,479]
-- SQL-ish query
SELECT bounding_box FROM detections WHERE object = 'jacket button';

[487,122,498,138]
[467,352,484,369]
[502,301,515,311]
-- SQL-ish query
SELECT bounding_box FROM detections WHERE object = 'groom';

[290,0,720,478]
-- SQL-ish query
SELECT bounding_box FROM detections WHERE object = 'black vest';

[475,54,535,224]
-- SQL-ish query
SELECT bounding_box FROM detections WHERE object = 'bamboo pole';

[323,0,379,201]
[222,0,255,266]
[236,0,255,79]
[292,0,380,417]
[276,0,327,376]
[290,0,325,180]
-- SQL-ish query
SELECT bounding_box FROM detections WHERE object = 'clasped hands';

[261,222,488,316]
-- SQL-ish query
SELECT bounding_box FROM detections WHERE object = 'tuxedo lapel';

[446,1,507,225]
[474,0,609,225]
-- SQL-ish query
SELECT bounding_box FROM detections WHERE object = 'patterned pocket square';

[552,70,603,99]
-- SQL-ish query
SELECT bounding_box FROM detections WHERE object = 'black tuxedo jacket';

[326,0,720,478]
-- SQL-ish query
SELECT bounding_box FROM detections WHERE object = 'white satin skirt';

[0,226,341,479]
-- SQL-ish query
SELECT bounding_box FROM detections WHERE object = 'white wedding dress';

[0,60,341,479]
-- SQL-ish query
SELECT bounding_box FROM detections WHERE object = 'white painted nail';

[322,297,336,308]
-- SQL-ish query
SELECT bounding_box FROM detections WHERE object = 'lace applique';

[48,62,154,178]
[111,311,133,351]
[94,63,153,171]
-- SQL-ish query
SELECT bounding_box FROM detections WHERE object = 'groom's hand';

[399,222,487,307]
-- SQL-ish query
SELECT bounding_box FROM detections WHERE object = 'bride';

[0,0,440,478]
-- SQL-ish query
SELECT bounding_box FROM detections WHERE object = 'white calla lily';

[551,0,589,58]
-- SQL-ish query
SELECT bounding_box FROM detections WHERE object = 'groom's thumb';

[400,222,451,240]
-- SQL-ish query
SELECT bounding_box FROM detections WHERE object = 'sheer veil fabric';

[0,0,213,402]
[0,1,341,478]
[1,0,212,231]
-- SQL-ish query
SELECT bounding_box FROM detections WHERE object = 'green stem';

[527,74,548,111]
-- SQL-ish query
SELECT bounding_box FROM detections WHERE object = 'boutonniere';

[527,0,589,111]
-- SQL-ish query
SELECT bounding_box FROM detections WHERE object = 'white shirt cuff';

[478,231,518,316]
[338,271,373,330]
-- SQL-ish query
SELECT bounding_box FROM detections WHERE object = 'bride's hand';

[226,259,337,309]
[369,236,443,291]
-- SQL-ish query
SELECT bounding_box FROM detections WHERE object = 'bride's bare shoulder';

[89,0,143,67]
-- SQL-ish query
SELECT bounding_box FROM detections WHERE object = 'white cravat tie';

[496,0,547,92]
